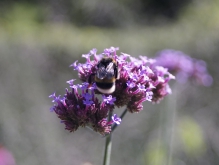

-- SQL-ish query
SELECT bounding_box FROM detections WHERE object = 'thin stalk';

[102,110,113,165]
[166,84,177,165]
[103,108,128,165]
[164,88,176,165]
[158,83,177,165]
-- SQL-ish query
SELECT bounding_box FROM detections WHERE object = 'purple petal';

[66,79,76,85]
[82,93,92,100]
[102,95,116,105]
[83,99,94,106]
[112,114,121,125]
[49,92,56,99]
[126,81,135,88]
[50,106,55,112]
[90,48,97,55]
[137,83,146,91]
[70,60,80,70]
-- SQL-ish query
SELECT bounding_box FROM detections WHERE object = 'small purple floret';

[126,81,135,88]
[70,60,80,70]
[83,99,93,106]
[137,83,146,91]
[90,48,97,55]
[66,79,76,85]
[103,95,116,105]
[112,114,122,125]
[49,92,56,99]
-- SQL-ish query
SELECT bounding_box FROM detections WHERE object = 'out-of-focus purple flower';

[0,145,16,165]
[155,49,213,86]
[50,47,175,135]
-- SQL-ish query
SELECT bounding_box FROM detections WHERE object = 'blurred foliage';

[0,0,219,165]
[0,0,191,27]
[178,117,205,156]
[142,141,167,165]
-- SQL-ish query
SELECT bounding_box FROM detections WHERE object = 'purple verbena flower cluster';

[155,49,213,86]
[73,48,175,108]
[49,47,175,135]
[49,82,118,135]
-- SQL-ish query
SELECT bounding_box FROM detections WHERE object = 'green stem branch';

[103,111,113,165]
[102,108,128,165]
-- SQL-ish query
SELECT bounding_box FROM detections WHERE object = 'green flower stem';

[159,83,177,165]
[103,108,128,165]
[166,84,177,165]
[103,110,113,165]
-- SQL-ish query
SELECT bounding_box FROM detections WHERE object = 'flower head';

[155,49,213,86]
[50,47,175,135]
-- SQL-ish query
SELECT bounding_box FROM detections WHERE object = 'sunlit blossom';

[50,47,175,135]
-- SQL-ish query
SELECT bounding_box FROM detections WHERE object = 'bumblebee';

[90,57,119,94]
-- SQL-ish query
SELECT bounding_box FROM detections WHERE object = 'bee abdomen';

[96,82,115,89]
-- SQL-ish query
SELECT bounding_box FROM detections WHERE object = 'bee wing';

[96,66,107,79]
[106,62,115,79]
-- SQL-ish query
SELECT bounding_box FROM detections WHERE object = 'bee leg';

[114,62,120,79]
[88,73,95,85]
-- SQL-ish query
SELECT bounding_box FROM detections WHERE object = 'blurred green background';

[0,0,219,164]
